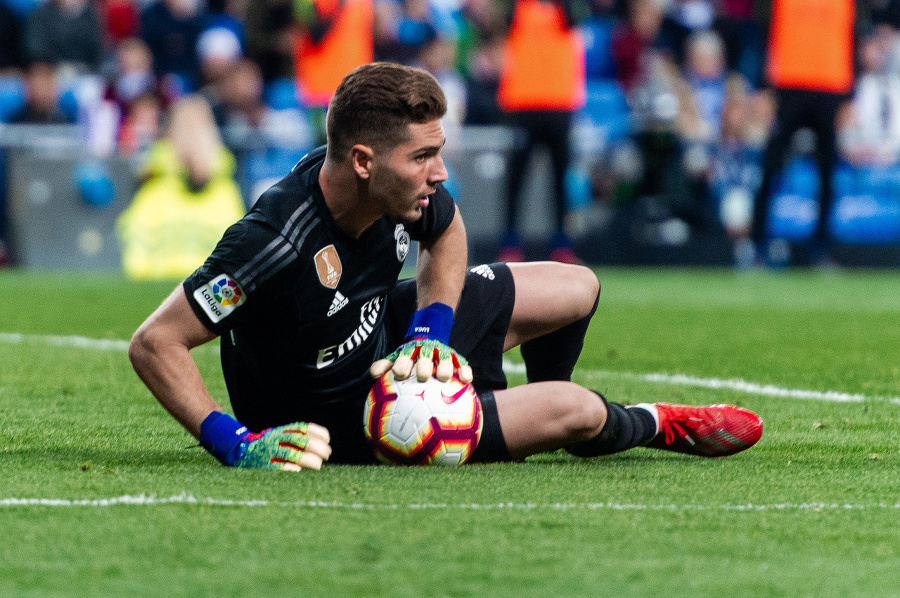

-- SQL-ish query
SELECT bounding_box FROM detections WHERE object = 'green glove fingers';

[234,423,332,470]
[384,338,471,383]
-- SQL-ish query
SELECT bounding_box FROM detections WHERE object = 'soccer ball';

[364,373,483,466]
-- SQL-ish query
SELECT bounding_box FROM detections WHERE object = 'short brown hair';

[326,62,447,158]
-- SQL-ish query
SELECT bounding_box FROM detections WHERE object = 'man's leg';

[505,262,600,382]
[446,263,762,463]
[483,384,763,461]
[809,92,842,262]
[751,89,804,255]
[485,383,656,460]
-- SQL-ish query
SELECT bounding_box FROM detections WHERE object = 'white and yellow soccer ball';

[364,372,483,466]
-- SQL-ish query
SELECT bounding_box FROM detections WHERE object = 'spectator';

[102,37,164,155]
[140,0,207,93]
[684,29,727,141]
[8,62,74,124]
[117,94,246,280]
[215,58,314,202]
[374,0,456,65]
[711,0,765,88]
[243,0,295,82]
[101,0,140,48]
[0,1,26,73]
[217,57,312,147]
[292,0,374,143]
[838,30,900,167]
[417,37,467,129]
[23,0,104,73]
[105,37,161,117]
[750,0,855,268]
[611,0,666,94]
[195,26,244,126]
[496,0,587,263]
[659,0,714,66]
[205,0,246,40]
[217,58,268,133]
[621,55,717,237]
[710,75,770,264]
[455,0,505,125]
[117,91,163,156]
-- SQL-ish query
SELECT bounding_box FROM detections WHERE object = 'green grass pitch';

[2,268,900,597]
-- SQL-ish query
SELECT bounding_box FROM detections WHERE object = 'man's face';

[368,120,448,223]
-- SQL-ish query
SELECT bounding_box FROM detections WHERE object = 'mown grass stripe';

[3,332,897,404]
[2,494,899,511]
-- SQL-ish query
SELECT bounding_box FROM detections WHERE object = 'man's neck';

[318,157,379,239]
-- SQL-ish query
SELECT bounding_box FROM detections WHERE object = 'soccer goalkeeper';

[129,62,762,471]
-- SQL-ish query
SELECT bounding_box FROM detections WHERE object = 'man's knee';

[560,386,607,442]
[572,265,600,319]
[543,263,600,322]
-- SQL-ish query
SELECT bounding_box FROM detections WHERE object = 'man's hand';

[199,412,332,470]
[370,338,473,383]
[233,423,332,471]
[370,302,472,383]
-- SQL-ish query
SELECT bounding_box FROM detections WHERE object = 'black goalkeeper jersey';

[183,146,456,433]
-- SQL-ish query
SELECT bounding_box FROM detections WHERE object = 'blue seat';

[264,78,303,111]
[831,162,900,244]
[579,78,631,143]
[769,157,819,241]
[238,146,311,206]
[768,158,900,244]
[0,76,26,122]
[581,17,616,81]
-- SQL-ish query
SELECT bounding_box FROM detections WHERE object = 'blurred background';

[0,0,895,274]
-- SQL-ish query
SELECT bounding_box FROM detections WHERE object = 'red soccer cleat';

[637,402,763,457]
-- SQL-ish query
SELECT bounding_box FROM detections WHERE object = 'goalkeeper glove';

[199,412,331,470]
[370,302,473,383]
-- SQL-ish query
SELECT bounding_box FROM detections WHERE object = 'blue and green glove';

[199,412,331,470]
[370,302,473,383]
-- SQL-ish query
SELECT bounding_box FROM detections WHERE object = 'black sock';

[520,289,600,382]
[566,392,657,457]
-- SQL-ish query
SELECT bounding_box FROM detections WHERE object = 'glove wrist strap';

[199,411,248,466]
[405,302,454,344]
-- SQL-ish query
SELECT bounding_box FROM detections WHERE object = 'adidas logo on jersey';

[327,291,348,317]
[470,264,495,280]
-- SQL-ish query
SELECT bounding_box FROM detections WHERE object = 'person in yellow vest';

[749,0,855,268]
[117,95,246,280]
[496,0,586,264]
[292,0,374,143]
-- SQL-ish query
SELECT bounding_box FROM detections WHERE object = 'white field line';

[1,493,900,511]
[0,332,131,352]
[0,332,217,354]
[503,359,900,405]
[1,332,897,405]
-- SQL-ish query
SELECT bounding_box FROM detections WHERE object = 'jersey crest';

[315,245,342,289]
[395,224,410,262]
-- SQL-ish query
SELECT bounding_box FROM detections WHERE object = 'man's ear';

[350,144,374,179]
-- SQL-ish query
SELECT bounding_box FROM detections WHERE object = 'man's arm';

[130,285,332,469]
[129,285,221,439]
[414,204,467,311]
[371,206,473,382]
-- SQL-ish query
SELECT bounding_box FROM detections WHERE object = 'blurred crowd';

[0,0,898,268]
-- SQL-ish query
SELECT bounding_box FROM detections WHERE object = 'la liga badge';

[193,274,245,323]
